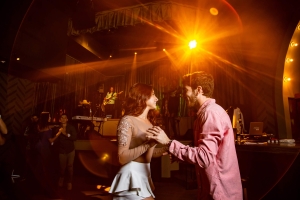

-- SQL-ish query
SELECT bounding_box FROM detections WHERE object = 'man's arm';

[0,117,8,134]
[63,124,77,141]
[148,111,223,168]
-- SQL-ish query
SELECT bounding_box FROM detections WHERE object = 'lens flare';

[189,40,197,49]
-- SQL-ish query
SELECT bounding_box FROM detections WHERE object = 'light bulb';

[290,42,298,47]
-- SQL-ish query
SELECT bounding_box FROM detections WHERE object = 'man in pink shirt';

[147,71,243,199]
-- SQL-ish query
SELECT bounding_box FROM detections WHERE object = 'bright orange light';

[290,42,298,47]
[284,77,291,82]
[210,8,218,16]
[104,187,110,192]
[189,40,197,49]
[163,49,166,51]
[97,185,102,189]
[101,154,109,161]
[286,58,293,63]
[134,52,137,55]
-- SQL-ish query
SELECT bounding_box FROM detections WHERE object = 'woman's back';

[36,128,52,157]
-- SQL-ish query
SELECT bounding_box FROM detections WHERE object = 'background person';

[0,114,17,200]
[147,71,243,200]
[56,113,77,190]
[23,114,39,181]
[103,87,117,118]
[35,112,59,198]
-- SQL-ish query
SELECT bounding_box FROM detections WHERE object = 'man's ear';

[196,86,202,94]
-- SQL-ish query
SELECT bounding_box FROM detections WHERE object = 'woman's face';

[146,90,158,110]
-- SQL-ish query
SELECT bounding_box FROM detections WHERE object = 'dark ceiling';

[1,0,300,81]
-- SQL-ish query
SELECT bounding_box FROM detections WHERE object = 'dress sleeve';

[117,117,152,165]
[152,146,168,158]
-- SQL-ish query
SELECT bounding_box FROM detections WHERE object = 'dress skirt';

[109,161,155,199]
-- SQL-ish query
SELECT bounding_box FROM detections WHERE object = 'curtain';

[68,2,196,36]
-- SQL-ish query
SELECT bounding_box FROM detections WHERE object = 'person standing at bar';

[147,71,243,200]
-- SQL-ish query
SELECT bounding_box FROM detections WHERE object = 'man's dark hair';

[182,71,214,98]
[60,113,69,122]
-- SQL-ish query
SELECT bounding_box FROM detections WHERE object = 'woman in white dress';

[109,83,169,200]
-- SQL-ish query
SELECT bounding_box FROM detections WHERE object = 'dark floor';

[1,141,197,200]
[6,169,197,200]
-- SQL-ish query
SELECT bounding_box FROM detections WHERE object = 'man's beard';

[187,92,199,108]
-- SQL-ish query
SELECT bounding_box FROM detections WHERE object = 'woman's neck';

[138,108,149,119]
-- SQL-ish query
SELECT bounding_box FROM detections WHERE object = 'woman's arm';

[117,117,155,165]
[49,127,62,144]
[152,145,169,158]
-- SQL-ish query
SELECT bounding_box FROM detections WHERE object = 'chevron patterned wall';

[0,72,35,135]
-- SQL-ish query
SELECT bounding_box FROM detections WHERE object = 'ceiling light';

[189,40,197,49]
[134,52,137,55]
[16,58,20,61]
[286,58,293,63]
[163,49,166,51]
[0,60,5,63]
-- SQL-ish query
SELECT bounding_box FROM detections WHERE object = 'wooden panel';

[0,72,35,135]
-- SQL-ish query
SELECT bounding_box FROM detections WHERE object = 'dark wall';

[227,0,300,137]
[0,0,71,82]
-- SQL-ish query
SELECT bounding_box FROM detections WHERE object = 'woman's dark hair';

[38,112,50,131]
[124,83,159,125]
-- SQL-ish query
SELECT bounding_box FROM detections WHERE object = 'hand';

[146,126,171,145]
[169,154,180,163]
[147,139,157,147]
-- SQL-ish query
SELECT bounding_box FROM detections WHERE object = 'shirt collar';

[196,98,215,116]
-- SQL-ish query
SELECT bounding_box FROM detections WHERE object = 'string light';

[290,42,298,47]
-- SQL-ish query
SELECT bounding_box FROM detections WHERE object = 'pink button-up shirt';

[169,99,242,200]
